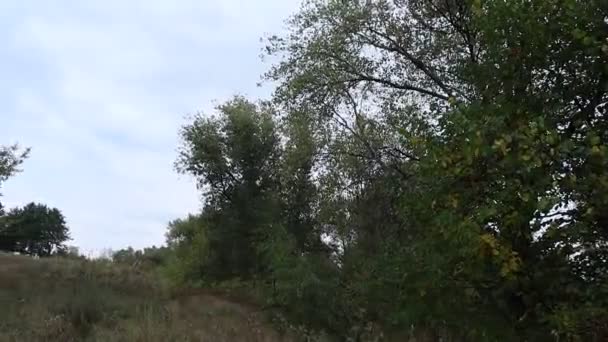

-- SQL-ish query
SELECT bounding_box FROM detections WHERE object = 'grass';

[0,253,301,341]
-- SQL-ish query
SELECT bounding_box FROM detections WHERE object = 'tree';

[112,245,170,271]
[0,145,29,214]
[264,0,608,339]
[0,203,71,256]
[164,0,606,339]
[176,97,282,279]
[414,1,608,338]
[163,214,211,284]
[279,111,323,253]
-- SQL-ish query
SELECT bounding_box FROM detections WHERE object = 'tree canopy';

[176,97,283,279]
[0,203,71,257]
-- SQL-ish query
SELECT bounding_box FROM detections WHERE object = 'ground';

[0,253,301,342]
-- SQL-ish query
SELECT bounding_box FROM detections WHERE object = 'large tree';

[176,97,282,279]
[265,0,608,339]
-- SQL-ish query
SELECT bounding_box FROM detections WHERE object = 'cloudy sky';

[0,0,299,255]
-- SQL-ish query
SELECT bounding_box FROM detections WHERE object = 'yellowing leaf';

[480,233,498,250]
[471,0,482,16]
[500,253,522,278]
[450,196,459,208]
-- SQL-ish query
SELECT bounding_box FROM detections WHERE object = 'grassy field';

[0,252,304,342]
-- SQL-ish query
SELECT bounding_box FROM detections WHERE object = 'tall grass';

[0,254,297,341]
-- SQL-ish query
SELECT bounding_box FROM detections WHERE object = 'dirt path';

[167,289,293,342]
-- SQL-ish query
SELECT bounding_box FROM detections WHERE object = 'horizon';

[0,0,300,254]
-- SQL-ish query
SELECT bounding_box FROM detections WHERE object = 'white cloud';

[0,0,300,252]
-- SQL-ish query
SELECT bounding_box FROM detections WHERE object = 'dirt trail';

[167,289,293,342]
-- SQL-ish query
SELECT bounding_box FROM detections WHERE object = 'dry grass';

[0,253,303,342]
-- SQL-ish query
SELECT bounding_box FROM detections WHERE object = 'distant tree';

[112,247,137,264]
[112,245,169,270]
[0,203,70,256]
[64,245,82,258]
[55,245,85,260]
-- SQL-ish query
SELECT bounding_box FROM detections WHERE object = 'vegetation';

[1,145,70,256]
[0,145,29,215]
[1,0,607,341]
[0,203,71,256]
[166,0,608,340]
[111,246,169,271]
[0,253,297,342]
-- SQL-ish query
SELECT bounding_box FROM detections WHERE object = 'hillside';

[0,253,297,342]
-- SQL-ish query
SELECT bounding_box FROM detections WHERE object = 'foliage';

[112,245,170,273]
[0,147,73,259]
[166,0,608,340]
[0,202,71,256]
[403,1,608,339]
[176,97,283,279]
[0,144,29,214]
[10,0,608,340]
[162,214,211,285]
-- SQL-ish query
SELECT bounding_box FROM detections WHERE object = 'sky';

[0,0,300,255]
